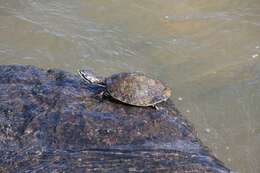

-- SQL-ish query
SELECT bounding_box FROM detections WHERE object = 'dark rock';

[0,64,231,172]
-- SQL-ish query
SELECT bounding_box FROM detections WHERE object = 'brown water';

[0,0,260,172]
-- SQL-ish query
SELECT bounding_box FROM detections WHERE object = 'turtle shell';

[104,72,171,106]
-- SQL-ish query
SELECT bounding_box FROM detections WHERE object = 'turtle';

[78,69,171,108]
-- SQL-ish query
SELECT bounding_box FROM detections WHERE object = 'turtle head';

[78,69,104,85]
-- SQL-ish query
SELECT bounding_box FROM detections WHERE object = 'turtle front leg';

[95,90,109,100]
[96,90,105,98]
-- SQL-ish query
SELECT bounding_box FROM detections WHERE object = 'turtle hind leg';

[153,104,165,110]
[153,105,159,110]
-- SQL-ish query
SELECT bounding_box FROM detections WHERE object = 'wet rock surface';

[0,65,231,173]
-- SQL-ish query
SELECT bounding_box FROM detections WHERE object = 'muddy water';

[0,0,259,172]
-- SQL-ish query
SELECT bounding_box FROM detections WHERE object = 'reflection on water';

[0,0,260,172]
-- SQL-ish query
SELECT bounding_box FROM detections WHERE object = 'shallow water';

[0,0,259,172]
